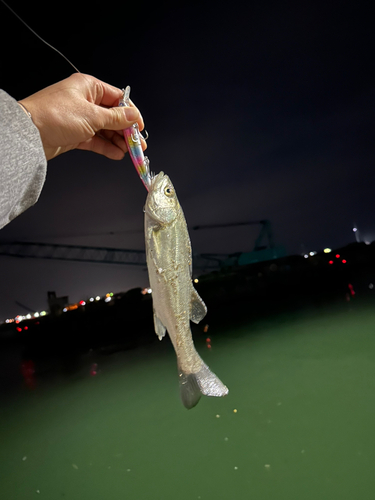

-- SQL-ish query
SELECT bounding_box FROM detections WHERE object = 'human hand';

[18,73,146,161]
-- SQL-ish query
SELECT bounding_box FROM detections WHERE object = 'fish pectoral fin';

[190,288,207,324]
[153,312,166,340]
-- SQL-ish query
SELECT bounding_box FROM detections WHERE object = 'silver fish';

[144,171,229,409]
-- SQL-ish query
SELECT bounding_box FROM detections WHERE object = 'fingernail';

[124,107,139,122]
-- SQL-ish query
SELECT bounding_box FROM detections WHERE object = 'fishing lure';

[1,0,151,191]
[119,86,153,191]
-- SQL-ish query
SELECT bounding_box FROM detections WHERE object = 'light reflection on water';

[1,301,375,499]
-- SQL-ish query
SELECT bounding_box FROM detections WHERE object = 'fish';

[144,171,229,409]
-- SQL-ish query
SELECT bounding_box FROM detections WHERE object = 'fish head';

[145,172,179,225]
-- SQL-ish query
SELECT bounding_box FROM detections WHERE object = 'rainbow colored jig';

[119,86,153,191]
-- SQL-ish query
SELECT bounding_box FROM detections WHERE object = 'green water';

[1,304,375,499]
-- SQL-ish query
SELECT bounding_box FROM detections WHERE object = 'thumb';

[97,105,141,131]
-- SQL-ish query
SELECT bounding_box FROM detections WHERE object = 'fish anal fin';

[190,288,207,324]
[153,311,166,340]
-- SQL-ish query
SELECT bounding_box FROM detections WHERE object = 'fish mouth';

[148,171,162,191]
[153,171,165,187]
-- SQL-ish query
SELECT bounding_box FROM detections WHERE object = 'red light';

[336,254,340,258]
[24,326,28,330]
[79,300,85,306]
[206,338,211,343]
[342,259,347,264]
[207,344,212,349]
[16,327,22,332]
[328,260,334,265]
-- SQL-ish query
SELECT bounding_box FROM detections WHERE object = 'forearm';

[0,89,47,229]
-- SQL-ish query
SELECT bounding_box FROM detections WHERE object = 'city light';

[63,304,78,312]
[303,251,317,258]
[1,289,128,326]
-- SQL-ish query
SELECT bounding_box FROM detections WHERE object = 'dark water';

[1,303,375,499]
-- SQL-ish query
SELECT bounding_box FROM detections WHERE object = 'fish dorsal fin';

[190,287,207,324]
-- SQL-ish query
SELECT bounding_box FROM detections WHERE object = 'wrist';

[18,99,56,161]
[18,101,33,120]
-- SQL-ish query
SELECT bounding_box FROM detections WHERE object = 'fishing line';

[0,0,80,73]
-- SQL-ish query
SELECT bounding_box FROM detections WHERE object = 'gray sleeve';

[0,89,47,229]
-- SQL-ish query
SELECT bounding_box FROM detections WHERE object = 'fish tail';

[178,371,202,409]
[178,362,229,409]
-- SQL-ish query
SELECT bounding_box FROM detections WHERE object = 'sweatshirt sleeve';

[0,89,47,229]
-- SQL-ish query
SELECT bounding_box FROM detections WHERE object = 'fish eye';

[164,186,174,197]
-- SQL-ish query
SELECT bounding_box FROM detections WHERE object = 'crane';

[0,220,284,270]
[0,241,219,271]
[193,219,285,266]
[193,219,275,251]
[0,241,147,266]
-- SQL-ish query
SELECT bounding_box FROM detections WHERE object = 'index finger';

[95,80,145,130]
[96,79,124,107]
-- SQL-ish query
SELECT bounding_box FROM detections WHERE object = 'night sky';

[0,0,374,319]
